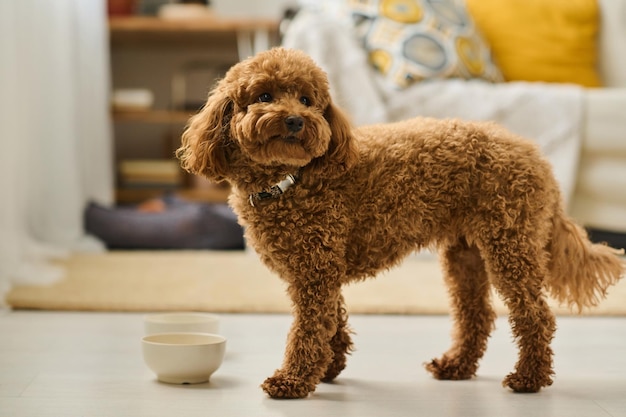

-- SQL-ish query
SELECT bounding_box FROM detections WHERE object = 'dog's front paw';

[261,372,314,399]
[424,355,476,380]
[503,372,553,393]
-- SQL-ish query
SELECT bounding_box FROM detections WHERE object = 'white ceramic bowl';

[144,312,219,335]
[142,332,226,384]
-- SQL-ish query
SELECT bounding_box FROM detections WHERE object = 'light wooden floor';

[1,311,625,417]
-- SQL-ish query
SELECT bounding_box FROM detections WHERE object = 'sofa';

[283,0,626,248]
[570,0,626,244]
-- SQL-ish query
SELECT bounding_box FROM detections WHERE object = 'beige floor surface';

[1,310,625,417]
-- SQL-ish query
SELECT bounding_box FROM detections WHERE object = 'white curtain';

[0,0,114,306]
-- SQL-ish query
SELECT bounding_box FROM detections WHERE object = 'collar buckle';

[249,173,297,207]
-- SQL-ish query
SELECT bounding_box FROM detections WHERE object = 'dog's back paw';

[502,371,553,393]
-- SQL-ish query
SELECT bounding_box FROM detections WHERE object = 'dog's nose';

[285,115,304,133]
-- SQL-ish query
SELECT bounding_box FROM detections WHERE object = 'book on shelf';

[118,159,182,187]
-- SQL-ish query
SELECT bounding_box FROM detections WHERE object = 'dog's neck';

[248,172,298,207]
[224,153,302,206]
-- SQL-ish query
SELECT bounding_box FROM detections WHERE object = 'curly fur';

[177,47,625,398]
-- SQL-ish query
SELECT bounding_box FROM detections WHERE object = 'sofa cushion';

[347,0,503,88]
[571,196,626,233]
[596,0,626,87]
[583,88,626,152]
[465,0,601,87]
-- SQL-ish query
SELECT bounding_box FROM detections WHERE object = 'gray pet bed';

[85,195,244,250]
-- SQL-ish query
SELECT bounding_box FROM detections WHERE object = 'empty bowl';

[144,312,219,335]
[142,332,226,384]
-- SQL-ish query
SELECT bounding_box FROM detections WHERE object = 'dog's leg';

[425,238,496,380]
[484,240,556,393]
[321,294,353,382]
[262,282,341,399]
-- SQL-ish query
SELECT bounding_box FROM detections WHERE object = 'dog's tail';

[545,209,625,311]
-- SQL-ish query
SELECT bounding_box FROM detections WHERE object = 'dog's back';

[342,117,560,276]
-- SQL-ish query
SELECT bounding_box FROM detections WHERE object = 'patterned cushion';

[347,0,503,88]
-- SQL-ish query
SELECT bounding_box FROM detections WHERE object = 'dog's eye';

[300,96,312,107]
[258,93,273,103]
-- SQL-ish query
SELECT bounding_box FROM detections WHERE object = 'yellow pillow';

[465,0,601,87]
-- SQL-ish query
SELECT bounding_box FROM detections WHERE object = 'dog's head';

[177,47,358,183]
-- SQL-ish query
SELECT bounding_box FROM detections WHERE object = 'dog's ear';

[306,103,359,178]
[176,87,233,182]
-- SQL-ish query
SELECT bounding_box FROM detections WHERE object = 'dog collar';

[249,173,297,207]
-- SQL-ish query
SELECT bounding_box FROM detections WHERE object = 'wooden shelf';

[109,16,279,33]
[109,15,260,205]
[116,186,230,204]
[109,16,279,44]
[112,109,195,124]
[178,186,231,203]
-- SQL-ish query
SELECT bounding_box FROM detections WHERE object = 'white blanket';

[282,9,585,207]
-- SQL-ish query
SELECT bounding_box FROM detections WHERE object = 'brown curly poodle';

[177,47,625,399]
